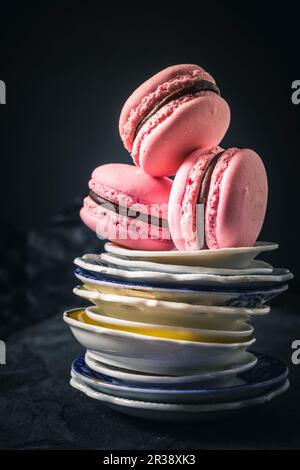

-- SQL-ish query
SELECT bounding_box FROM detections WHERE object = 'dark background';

[0,1,299,338]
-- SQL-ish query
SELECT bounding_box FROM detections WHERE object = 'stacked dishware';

[64,241,293,421]
[63,63,293,419]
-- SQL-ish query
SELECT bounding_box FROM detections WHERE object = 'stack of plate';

[64,241,293,421]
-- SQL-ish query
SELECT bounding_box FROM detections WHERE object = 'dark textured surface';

[0,301,300,450]
[0,199,104,340]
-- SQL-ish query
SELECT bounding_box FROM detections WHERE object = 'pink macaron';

[80,163,174,250]
[168,147,268,251]
[119,64,230,177]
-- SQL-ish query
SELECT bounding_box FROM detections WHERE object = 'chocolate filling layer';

[134,79,220,140]
[89,190,169,229]
[198,151,225,206]
[197,151,225,246]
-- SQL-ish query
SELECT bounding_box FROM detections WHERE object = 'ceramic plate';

[101,252,274,275]
[104,241,278,269]
[85,305,254,342]
[85,350,257,387]
[64,308,255,375]
[71,352,288,404]
[74,286,269,330]
[74,256,293,289]
[75,269,288,307]
[70,376,289,421]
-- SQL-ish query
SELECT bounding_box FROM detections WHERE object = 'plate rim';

[85,350,258,384]
[73,286,270,316]
[85,305,254,337]
[104,241,279,258]
[75,268,289,294]
[70,376,289,412]
[74,257,293,284]
[100,253,274,275]
[72,352,288,395]
[63,308,256,348]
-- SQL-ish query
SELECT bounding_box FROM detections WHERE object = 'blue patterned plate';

[75,268,289,307]
[71,352,288,404]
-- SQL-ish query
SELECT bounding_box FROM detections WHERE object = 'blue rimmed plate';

[71,352,288,404]
[75,268,289,307]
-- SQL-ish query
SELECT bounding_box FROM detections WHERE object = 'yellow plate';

[70,309,250,344]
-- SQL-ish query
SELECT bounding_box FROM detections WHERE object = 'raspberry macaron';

[168,147,268,251]
[80,163,174,250]
[119,64,230,177]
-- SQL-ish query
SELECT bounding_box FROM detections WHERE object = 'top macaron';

[119,64,230,177]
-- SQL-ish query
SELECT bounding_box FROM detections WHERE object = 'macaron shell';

[206,149,268,249]
[88,163,172,226]
[134,94,230,177]
[168,147,223,251]
[119,64,214,151]
[90,164,172,209]
[80,164,174,250]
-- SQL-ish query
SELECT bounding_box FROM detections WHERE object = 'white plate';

[104,241,278,269]
[64,309,255,375]
[75,271,288,307]
[85,350,257,387]
[74,286,269,329]
[101,252,274,275]
[85,305,254,342]
[75,254,292,287]
[70,376,289,421]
